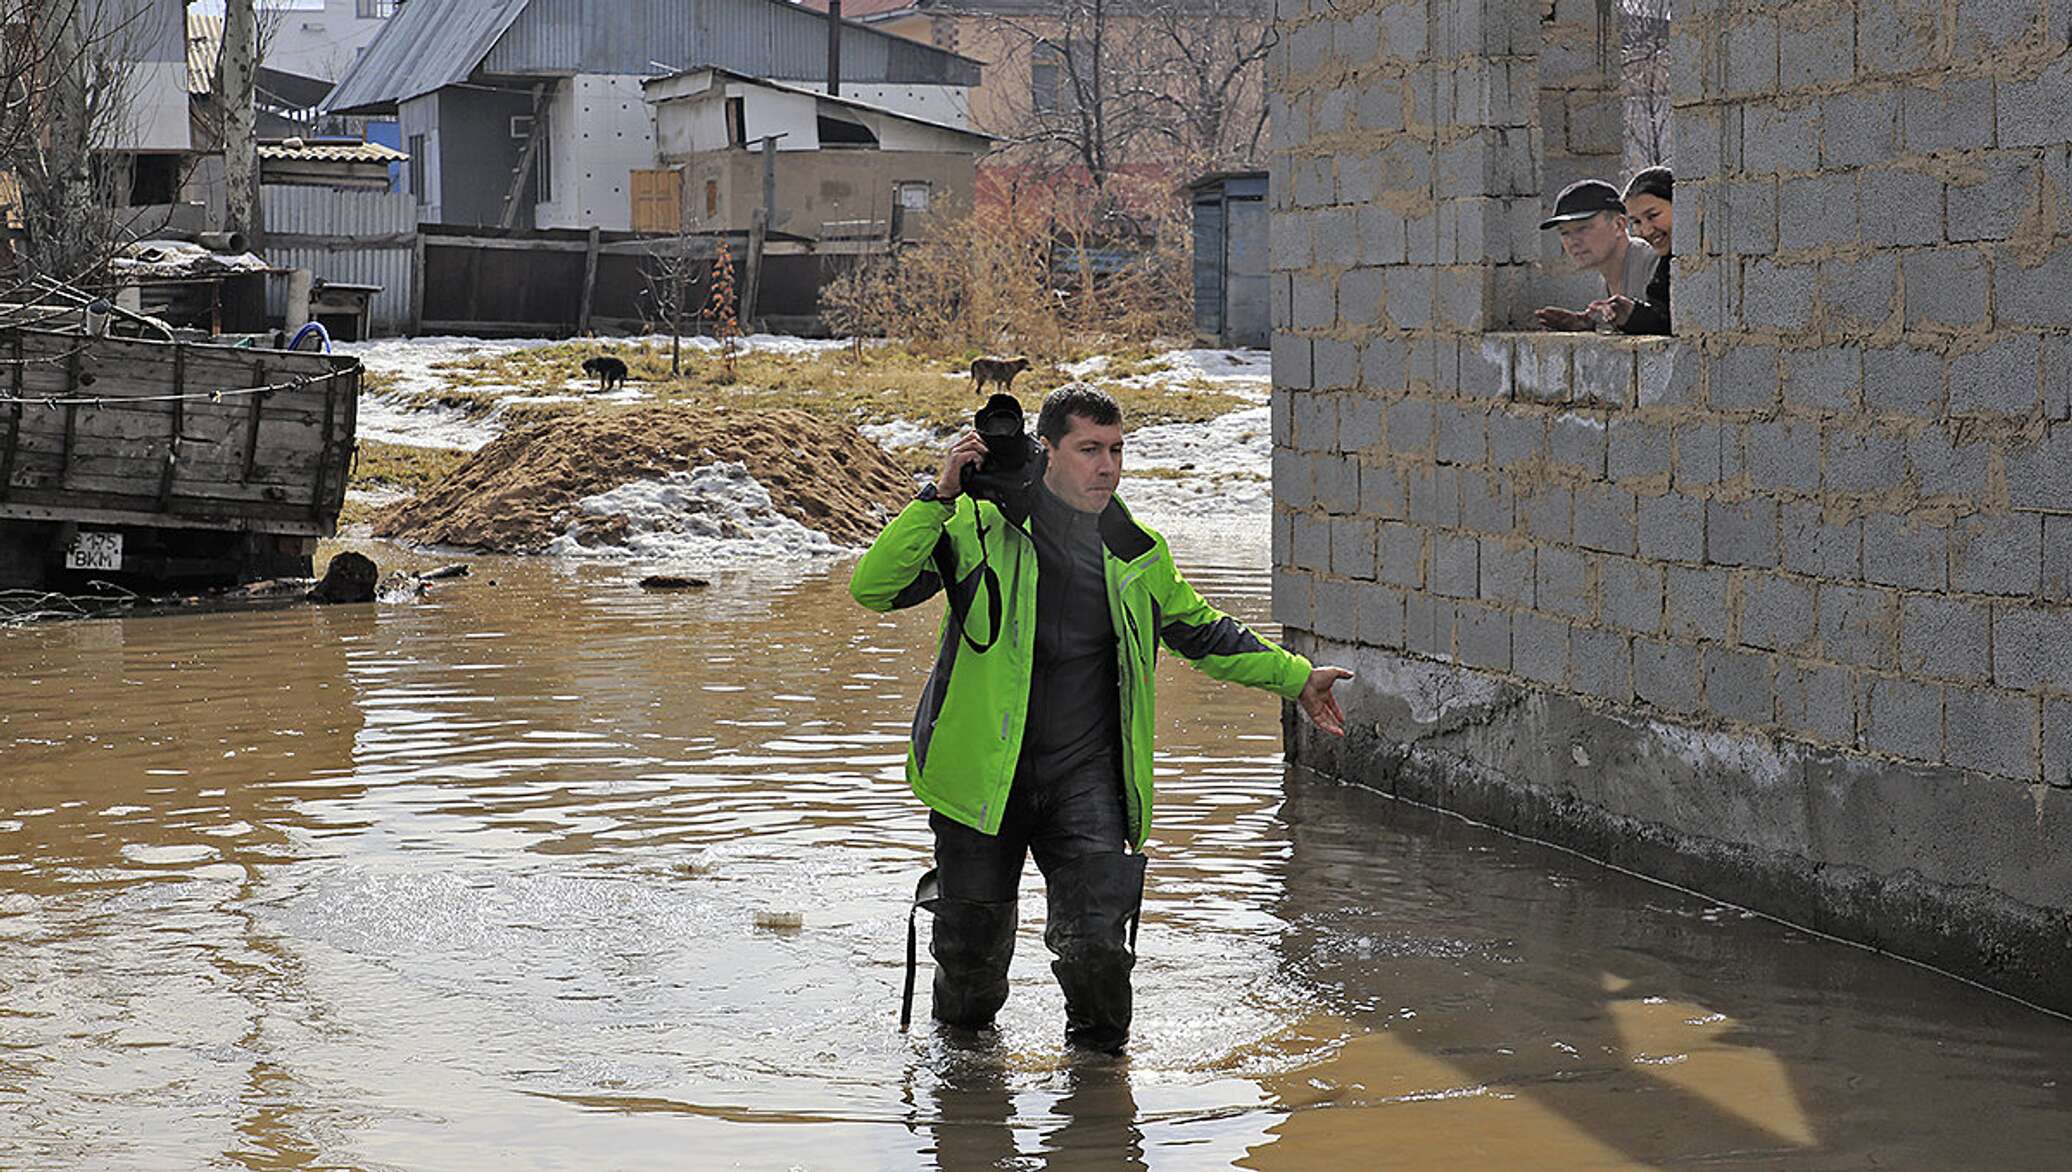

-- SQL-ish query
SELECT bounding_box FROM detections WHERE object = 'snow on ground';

[1119,405,1273,530]
[1062,347,1271,402]
[858,417,948,450]
[543,463,850,565]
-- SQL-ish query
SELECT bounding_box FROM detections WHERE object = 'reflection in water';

[1,546,2068,1168]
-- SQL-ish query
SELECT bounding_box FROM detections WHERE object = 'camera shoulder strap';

[933,515,1005,655]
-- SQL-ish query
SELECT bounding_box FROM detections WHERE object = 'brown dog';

[969,355,1031,396]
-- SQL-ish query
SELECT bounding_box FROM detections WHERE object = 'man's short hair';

[1037,383,1123,443]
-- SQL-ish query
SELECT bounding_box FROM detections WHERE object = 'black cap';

[1539,179,1626,229]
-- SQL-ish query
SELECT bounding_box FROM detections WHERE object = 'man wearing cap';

[1534,178,1656,332]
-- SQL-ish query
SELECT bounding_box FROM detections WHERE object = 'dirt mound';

[372,405,916,552]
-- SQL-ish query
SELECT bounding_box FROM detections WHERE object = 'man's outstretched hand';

[1298,666,1354,737]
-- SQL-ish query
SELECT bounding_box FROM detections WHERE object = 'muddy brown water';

[2,540,2069,1170]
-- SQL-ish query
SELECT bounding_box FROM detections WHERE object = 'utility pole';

[219,0,263,252]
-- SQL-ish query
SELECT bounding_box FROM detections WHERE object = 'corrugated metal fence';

[262,187,419,334]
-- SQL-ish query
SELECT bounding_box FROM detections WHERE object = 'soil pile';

[372,405,916,552]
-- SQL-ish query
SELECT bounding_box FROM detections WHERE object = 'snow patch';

[544,463,849,565]
[859,417,947,450]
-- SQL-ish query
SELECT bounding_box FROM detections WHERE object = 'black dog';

[581,355,629,392]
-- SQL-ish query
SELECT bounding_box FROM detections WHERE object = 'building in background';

[258,0,396,83]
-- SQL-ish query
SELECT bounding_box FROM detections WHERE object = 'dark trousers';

[928,757,1144,1052]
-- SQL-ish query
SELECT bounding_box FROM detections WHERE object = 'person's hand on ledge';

[1534,305,1592,331]
[1587,295,1636,329]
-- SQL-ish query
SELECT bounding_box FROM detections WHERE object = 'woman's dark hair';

[1625,166,1673,204]
[1037,383,1122,443]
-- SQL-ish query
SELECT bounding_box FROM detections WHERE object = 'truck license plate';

[64,531,123,572]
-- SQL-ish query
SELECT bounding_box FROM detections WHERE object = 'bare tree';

[1621,0,1673,174]
[8,0,141,281]
[1138,0,1274,171]
[219,0,263,249]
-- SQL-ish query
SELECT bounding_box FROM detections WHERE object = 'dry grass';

[350,440,470,495]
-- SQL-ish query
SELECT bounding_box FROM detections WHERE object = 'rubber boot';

[1043,851,1147,1055]
[929,895,1018,1030]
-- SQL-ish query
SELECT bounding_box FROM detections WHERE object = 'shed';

[1188,171,1268,349]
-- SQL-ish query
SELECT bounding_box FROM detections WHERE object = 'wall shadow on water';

[1248,766,2072,1169]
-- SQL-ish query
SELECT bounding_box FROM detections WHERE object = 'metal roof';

[325,0,980,116]
[187,12,220,95]
[646,66,995,143]
[258,140,410,164]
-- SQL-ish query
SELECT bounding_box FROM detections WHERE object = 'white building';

[260,0,394,82]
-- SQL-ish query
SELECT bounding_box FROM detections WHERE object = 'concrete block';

[1901,249,1991,333]
[1361,338,1407,393]
[1674,421,1724,488]
[1949,336,2042,417]
[1293,157,1334,209]
[1550,412,1609,477]
[1820,87,1903,169]
[1458,604,1512,671]
[1945,687,2040,780]
[1639,492,1706,562]
[2008,425,2072,513]
[1274,334,1313,391]
[1993,245,2072,330]
[1900,595,1992,684]
[1997,55,2072,149]
[1744,420,1822,494]
[1777,660,1857,744]
[1479,538,1535,607]
[1608,420,1672,484]
[1315,577,1358,642]
[1316,453,1362,514]
[1947,153,2044,244]
[1513,612,1569,685]
[1779,4,1855,90]
[1901,79,1995,155]
[1273,509,1291,568]
[1781,346,1863,414]
[1486,412,1544,467]
[1331,516,1378,580]
[1664,564,1730,641]
[1906,434,1989,503]
[1313,207,1358,269]
[1404,592,1457,661]
[1408,465,1462,527]
[1952,512,2045,595]
[1523,484,1575,545]
[2046,335,2072,420]
[1780,501,1863,580]
[1818,255,1900,334]
[1462,336,1515,399]
[1436,265,1491,331]
[1572,627,1633,703]
[1865,676,1944,761]
[1385,399,1434,455]
[1676,105,1725,182]
[1270,212,1312,271]
[1992,603,2072,691]
[1432,403,1486,466]
[1725,13,1779,96]
[1338,394,1381,451]
[1379,521,1425,588]
[1377,0,1427,57]
[1292,511,1331,572]
[1293,392,1337,451]
[1573,344,1636,408]
[2045,515,2072,601]
[1600,557,1664,634]
[1273,448,1314,510]
[2048,698,2072,788]
[1679,258,1733,332]
[1819,584,1900,669]
[1779,173,1858,253]
[1361,460,1405,519]
[1862,345,1945,418]
[1314,341,1360,393]
[1355,82,1406,134]
[1860,167,1944,248]
[1537,544,1592,619]
[1460,470,1516,534]
[1743,102,1820,173]
[1709,344,1780,412]
[1292,274,1336,330]
[1431,533,1480,599]
[1634,637,1702,715]
[1514,336,1576,404]
[1708,498,1780,568]
[1272,271,1291,321]
[1357,583,1407,648]
[1335,270,1385,332]
[1854,0,1940,76]
[1823,427,1908,496]
[1721,179,1780,255]
[1384,266,1435,330]
[1704,645,1776,725]
[1739,571,1818,653]
[1574,484,1639,555]
[1862,512,1949,591]
[1273,567,1314,633]
[1741,258,1817,332]
[1638,343,1699,408]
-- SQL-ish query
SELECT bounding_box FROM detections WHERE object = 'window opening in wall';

[818,113,878,147]
[408,132,426,205]
[896,182,931,211]
[533,111,552,203]
[356,0,397,18]
[1031,42,1061,113]
[726,97,746,148]
[124,154,179,206]
[1622,0,1673,173]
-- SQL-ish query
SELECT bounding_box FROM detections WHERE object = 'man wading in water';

[851,385,1352,1054]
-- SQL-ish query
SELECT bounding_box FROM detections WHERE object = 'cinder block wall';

[1269,0,2072,1008]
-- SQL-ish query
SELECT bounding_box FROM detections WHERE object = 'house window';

[126,154,180,206]
[408,133,426,205]
[356,0,396,18]
[897,182,931,211]
[725,97,746,148]
[1031,43,1061,113]
[510,114,534,140]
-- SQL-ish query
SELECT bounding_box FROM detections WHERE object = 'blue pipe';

[288,321,332,353]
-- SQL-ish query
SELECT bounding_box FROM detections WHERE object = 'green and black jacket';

[849,491,1313,848]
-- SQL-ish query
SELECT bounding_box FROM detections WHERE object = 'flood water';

[2,538,2069,1170]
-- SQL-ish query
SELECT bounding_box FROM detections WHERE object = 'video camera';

[963,393,1043,505]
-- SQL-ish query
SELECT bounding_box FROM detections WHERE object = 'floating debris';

[753,910,804,932]
[640,575,711,591]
